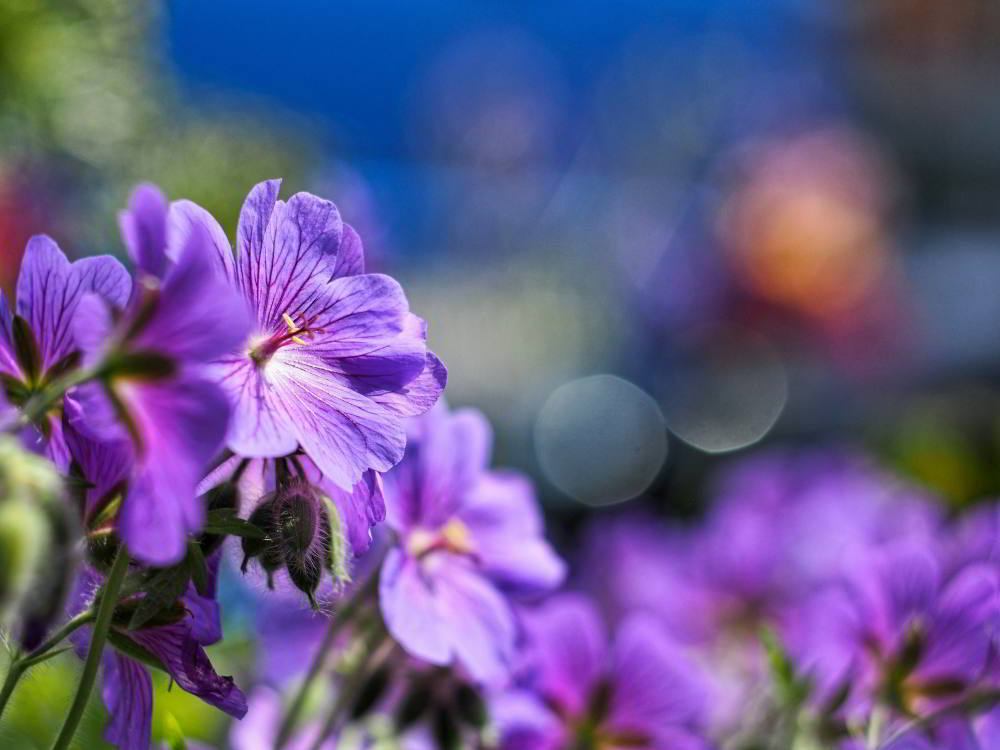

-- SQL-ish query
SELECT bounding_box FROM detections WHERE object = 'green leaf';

[760,627,809,706]
[186,540,209,597]
[108,630,169,673]
[127,563,190,631]
[203,507,266,539]
[322,495,351,586]
[162,712,188,750]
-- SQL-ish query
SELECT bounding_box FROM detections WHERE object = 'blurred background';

[3,0,1000,744]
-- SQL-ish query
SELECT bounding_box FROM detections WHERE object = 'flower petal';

[133,221,250,363]
[102,652,153,750]
[237,191,343,330]
[379,551,515,685]
[118,374,231,565]
[216,355,299,458]
[129,621,247,718]
[119,183,169,278]
[608,614,708,740]
[167,199,236,280]
[460,471,565,595]
[522,594,607,717]
[269,349,405,488]
[237,179,281,261]
[17,236,130,371]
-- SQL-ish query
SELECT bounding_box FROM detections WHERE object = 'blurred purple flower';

[494,594,710,750]
[176,179,447,492]
[796,542,999,723]
[380,402,564,684]
[0,235,129,465]
[579,449,946,731]
[68,185,250,565]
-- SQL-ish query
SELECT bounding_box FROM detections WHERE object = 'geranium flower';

[494,594,710,750]
[70,185,251,565]
[0,235,129,465]
[796,543,999,723]
[191,179,446,490]
[379,402,565,684]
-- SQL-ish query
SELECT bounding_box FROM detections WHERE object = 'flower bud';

[0,436,64,638]
[240,479,345,606]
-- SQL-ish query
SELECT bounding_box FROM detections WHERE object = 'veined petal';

[17,236,130,372]
[102,652,153,750]
[236,179,281,262]
[319,468,385,555]
[167,199,236,280]
[269,349,405,489]
[119,183,168,278]
[215,355,298,458]
[129,621,247,718]
[333,223,365,278]
[237,191,343,330]
[0,289,18,377]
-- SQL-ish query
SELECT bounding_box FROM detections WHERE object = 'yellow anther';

[282,312,302,334]
[441,519,474,554]
[291,336,309,346]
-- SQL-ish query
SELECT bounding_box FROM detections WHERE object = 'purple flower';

[69,185,251,565]
[379,402,565,684]
[795,542,999,723]
[494,594,710,750]
[69,564,246,750]
[172,180,446,494]
[0,235,129,465]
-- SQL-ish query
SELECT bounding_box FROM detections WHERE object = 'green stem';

[0,609,97,721]
[0,660,24,724]
[866,705,885,750]
[275,570,380,750]
[308,631,394,750]
[17,364,102,428]
[49,546,129,750]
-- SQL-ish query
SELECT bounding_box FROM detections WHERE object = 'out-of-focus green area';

[0,0,314,290]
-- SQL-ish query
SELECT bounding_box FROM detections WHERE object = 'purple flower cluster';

[579,449,1000,748]
[0,179,445,749]
[4,177,999,750]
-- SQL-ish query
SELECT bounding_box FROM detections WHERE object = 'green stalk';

[17,364,103,428]
[0,609,97,721]
[49,546,129,750]
[275,570,379,750]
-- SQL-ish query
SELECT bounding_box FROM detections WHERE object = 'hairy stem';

[275,568,381,750]
[0,609,96,721]
[49,546,129,750]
